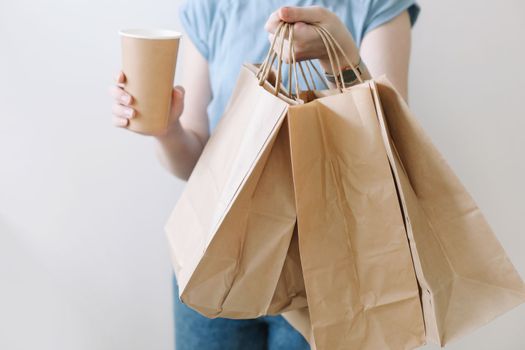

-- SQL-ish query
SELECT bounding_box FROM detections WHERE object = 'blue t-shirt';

[180,0,420,132]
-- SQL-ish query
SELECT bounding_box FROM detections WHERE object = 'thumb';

[170,85,185,120]
[278,6,326,24]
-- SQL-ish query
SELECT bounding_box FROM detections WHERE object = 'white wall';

[0,0,523,349]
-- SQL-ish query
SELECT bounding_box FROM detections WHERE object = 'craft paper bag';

[164,63,307,318]
[370,77,525,346]
[286,83,426,350]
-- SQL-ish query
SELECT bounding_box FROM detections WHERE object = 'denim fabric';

[173,275,310,350]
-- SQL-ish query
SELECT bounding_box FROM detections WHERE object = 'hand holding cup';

[110,28,183,136]
[110,70,185,136]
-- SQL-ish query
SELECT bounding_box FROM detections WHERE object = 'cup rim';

[119,28,182,40]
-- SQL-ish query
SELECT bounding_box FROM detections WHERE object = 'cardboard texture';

[120,33,179,135]
[164,23,525,350]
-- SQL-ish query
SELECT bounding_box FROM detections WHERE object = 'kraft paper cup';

[119,28,182,135]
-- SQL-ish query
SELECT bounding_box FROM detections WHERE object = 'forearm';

[154,120,205,181]
[359,11,412,101]
[321,10,411,101]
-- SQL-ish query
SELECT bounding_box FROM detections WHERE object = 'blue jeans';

[173,275,310,350]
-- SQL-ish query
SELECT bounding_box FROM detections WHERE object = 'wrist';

[324,56,368,86]
[155,119,184,144]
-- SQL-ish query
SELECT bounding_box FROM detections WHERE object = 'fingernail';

[124,107,134,118]
[120,94,131,104]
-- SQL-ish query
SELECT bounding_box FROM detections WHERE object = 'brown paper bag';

[286,83,426,350]
[164,63,307,318]
[370,77,525,346]
[268,223,308,314]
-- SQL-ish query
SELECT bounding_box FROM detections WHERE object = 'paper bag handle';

[256,22,364,97]
[314,25,364,87]
[258,23,328,97]
[257,22,299,98]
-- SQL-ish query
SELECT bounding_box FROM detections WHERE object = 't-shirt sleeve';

[362,0,420,37]
[179,0,217,60]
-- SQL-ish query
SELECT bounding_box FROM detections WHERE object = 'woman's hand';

[265,6,360,73]
[109,70,186,136]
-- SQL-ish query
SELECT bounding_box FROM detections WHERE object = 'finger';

[113,116,129,128]
[170,85,185,118]
[264,10,281,34]
[278,6,328,24]
[174,85,185,95]
[109,85,133,105]
[292,21,311,38]
[115,71,126,84]
[114,71,126,88]
[173,85,185,104]
[112,103,135,119]
[291,22,320,51]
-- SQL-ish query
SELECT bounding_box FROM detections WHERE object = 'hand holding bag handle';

[257,22,364,98]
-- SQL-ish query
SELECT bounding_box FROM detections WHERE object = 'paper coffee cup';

[119,28,182,135]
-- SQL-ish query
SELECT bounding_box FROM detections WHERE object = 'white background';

[1,0,524,349]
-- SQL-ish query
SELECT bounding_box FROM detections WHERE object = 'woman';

[110,1,420,349]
